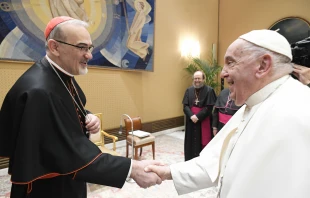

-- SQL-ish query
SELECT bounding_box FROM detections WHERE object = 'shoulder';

[8,62,57,100]
[202,85,214,91]
[185,86,194,92]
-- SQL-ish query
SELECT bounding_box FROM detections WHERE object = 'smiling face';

[56,24,93,75]
[193,71,205,88]
[220,39,260,106]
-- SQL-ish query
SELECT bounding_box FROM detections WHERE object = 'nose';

[85,51,93,60]
[220,67,228,79]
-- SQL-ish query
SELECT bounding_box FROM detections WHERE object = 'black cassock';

[0,57,130,198]
[212,88,241,131]
[182,85,217,161]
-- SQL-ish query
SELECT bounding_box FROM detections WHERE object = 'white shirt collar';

[45,55,74,77]
[246,75,290,107]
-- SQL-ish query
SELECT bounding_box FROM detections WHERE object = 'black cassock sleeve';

[196,106,213,121]
[75,154,130,188]
[212,108,219,128]
[182,88,194,118]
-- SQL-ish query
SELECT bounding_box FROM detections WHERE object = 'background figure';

[292,64,310,87]
[212,88,241,135]
[0,16,160,198]
[126,0,152,60]
[182,71,217,161]
[49,0,89,22]
[146,29,310,198]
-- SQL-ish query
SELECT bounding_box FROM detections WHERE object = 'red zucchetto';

[44,16,74,40]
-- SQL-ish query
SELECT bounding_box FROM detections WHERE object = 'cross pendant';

[195,98,199,105]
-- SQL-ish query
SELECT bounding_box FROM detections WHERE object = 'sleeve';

[170,157,217,195]
[212,108,219,128]
[182,89,193,117]
[75,154,131,188]
[196,106,213,120]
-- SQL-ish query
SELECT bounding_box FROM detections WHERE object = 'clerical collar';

[246,75,290,107]
[45,55,74,77]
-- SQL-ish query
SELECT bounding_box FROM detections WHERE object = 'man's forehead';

[62,24,91,42]
[194,71,203,77]
[224,39,246,59]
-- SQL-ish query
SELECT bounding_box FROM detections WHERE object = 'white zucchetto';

[239,29,292,60]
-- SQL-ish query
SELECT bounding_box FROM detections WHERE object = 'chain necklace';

[48,60,90,123]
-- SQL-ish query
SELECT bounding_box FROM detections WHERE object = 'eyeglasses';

[55,40,94,53]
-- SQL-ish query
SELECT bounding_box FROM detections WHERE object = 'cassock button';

[76,108,79,111]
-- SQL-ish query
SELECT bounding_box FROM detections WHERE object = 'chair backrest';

[89,113,104,146]
[124,116,142,135]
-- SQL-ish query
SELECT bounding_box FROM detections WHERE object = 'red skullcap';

[44,16,74,40]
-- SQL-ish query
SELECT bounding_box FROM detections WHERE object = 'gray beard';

[193,82,204,89]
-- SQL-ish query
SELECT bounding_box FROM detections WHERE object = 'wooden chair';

[89,113,120,156]
[124,116,155,160]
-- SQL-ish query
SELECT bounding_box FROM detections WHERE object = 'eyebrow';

[224,56,235,61]
[76,42,94,47]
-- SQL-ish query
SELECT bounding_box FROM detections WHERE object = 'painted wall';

[0,0,219,129]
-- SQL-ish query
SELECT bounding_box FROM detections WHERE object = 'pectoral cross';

[195,98,199,105]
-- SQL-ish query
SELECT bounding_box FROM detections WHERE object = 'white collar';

[45,55,74,77]
[246,75,290,107]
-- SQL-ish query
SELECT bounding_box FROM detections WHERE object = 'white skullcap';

[239,29,292,60]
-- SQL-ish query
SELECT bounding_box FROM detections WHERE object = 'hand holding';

[131,160,163,188]
[190,115,199,123]
[85,114,100,134]
[144,164,172,181]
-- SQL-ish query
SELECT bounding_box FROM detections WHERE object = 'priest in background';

[212,88,241,135]
[182,71,217,161]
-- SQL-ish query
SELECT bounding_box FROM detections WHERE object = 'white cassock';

[171,75,310,198]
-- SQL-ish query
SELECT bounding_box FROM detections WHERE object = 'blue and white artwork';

[0,0,155,71]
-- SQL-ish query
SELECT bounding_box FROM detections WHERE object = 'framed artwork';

[269,17,310,44]
[0,0,155,71]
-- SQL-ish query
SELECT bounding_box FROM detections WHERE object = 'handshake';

[130,160,172,188]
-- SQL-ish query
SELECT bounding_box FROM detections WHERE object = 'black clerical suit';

[182,85,217,161]
[0,57,131,198]
[212,88,241,131]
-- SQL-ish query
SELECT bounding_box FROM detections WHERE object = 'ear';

[255,54,272,78]
[47,40,60,56]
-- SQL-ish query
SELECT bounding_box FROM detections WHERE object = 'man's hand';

[213,128,218,136]
[190,115,199,123]
[144,164,172,181]
[85,114,100,134]
[130,160,163,188]
[292,64,310,85]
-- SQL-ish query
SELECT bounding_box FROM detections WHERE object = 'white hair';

[241,40,293,76]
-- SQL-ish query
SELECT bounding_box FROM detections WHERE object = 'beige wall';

[218,0,310,68]
[0,0,219,129]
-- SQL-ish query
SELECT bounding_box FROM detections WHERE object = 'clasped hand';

[131,160,171,188]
